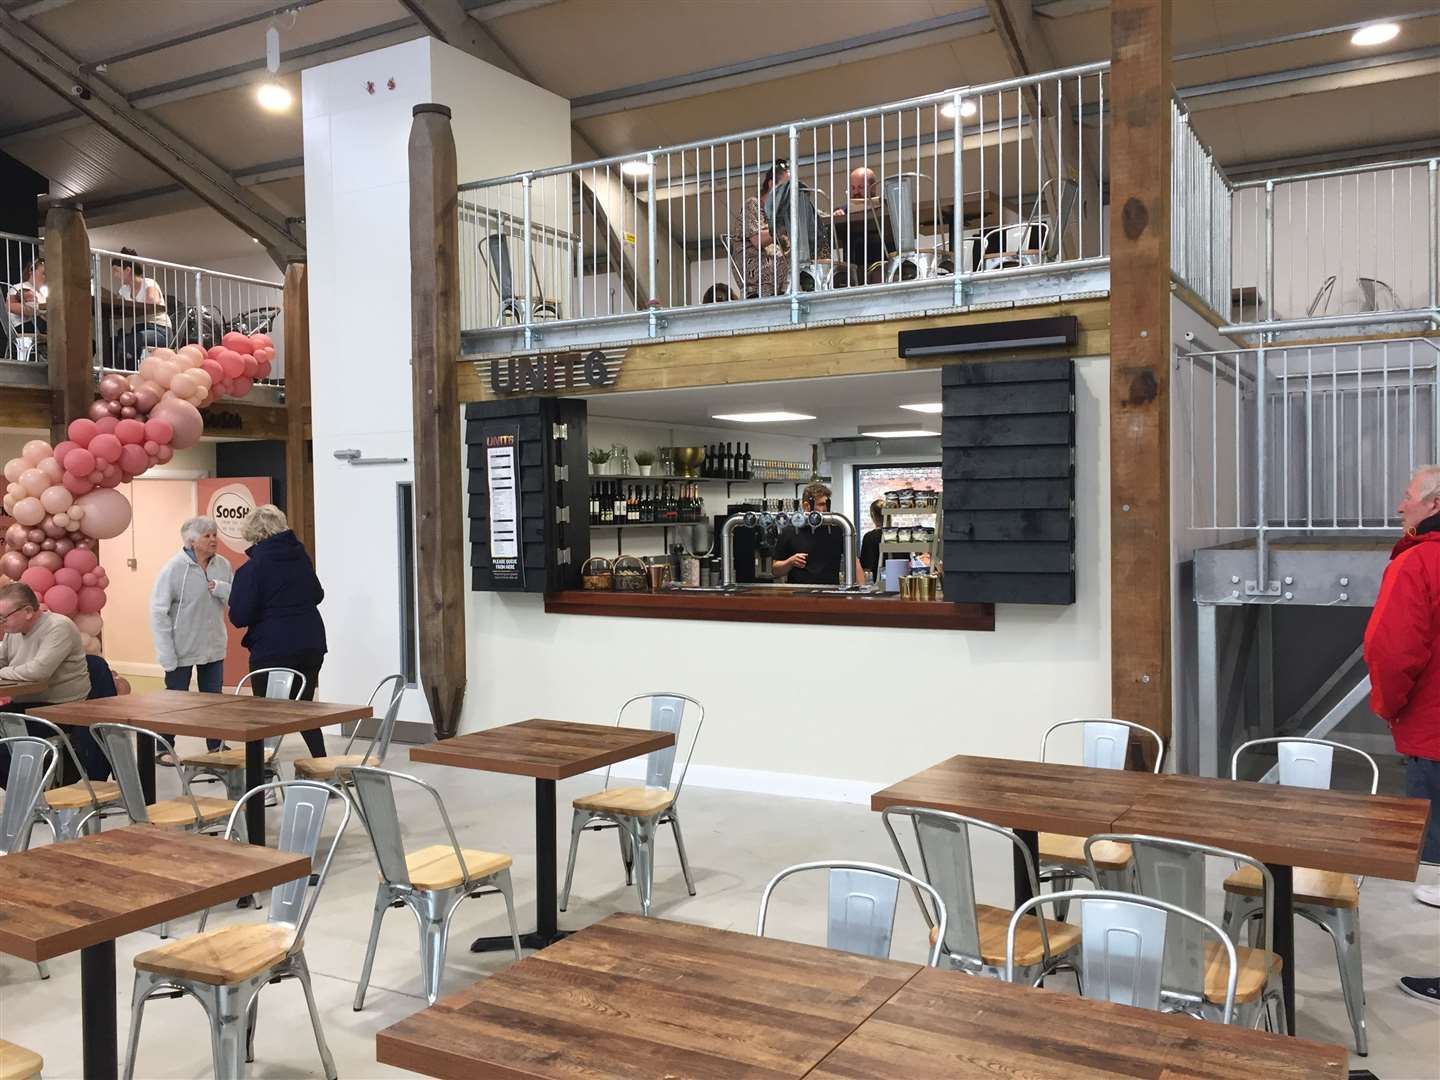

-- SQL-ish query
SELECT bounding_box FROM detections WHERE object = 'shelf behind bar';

[544,589,995,631]
[587,474,810,484]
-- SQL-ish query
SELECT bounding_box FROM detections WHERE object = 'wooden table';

[377,913,919,1078]
[0,826,309,1080]
[871,754,1431,1035]
[410,719,675,951]
[808,966,1346,1079]
[34,690,371,847]
[0,677,48,701]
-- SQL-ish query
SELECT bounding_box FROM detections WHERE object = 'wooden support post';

[409,103,467,740]
[282,261,314,556]
[1109,0,1172,761]
[43,200,92,444]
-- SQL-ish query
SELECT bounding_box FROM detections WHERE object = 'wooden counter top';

[544,589,994,630]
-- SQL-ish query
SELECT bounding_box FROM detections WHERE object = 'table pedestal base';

[1267,862,1296,1036]
[471,929,571,953]
[471,778,568,954]
[81,939,117,1080]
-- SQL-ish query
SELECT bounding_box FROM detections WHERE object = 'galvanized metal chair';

[882,805,1080,986]
[1,734,59,981]
[1008,890,1239,1025]
[1088,834,1284,1031]
[293,673,405,783]
[881,172,941,281]
[757,859,947,967]
[342,765,521,1008]
[560,692,703,916]
[92,723,237,833]
[0,712,123,841]
[1038,719,1165,900]
[1226,736,1377,1053]
[179,667,306,798]
[122,780,350,1080]
[480,233,559,325]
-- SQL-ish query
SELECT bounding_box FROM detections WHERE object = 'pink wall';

[101,478,197,671]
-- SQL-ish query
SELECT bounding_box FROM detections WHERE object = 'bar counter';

[544,587,995,630]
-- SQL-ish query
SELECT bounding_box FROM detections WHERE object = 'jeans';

[110,324,169,367]
[165,659,226,750]
[1405,755,1440,864]
[250,652,326,758]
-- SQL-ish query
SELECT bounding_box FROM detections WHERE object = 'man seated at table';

[0,582,106,785]
[832,167,895,283]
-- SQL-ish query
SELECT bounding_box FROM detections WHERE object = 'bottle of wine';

[742,442,752,479]
[589,484,597,525]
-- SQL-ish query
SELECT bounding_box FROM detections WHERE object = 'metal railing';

[1182,338,1440,544]
[1171,98,1231,318]
[458,62,1110,343]
[2,231,45,364]
[1229,158,1439,331]
[91,248,284,386]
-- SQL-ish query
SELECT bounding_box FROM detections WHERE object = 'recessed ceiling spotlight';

[941,99,978,119]
[899,402,943,414]
[256,82,293,112]
[620,160,652,177]
[711,411,815,423]
[1351,22,1399,46]
[860,425,939,438]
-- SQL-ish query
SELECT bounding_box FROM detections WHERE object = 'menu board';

[485,430,523,586]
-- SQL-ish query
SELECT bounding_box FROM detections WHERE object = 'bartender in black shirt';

[772,483,862,585]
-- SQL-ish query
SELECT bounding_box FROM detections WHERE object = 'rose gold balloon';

[20,541,39,558]
[40,539,55,551]
[88,400,111,421]
[30,551,61,572]
[55,538,74,557]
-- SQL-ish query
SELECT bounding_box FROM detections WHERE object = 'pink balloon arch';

[0,332,277,654]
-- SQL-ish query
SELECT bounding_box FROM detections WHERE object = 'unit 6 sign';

[487,348,622,396]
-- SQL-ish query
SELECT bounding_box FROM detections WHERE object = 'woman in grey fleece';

[150,515,233,750]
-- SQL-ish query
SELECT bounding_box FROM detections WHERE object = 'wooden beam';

[410,103,467,740]
[1109,0,1172,760]
[42,201,91,445]
[0,386,51,431]
[282,262,314,556]
[457,299,1110,401]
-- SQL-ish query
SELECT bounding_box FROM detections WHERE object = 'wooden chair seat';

[930,903,1082,967]
[135,923,295,986]
[144,796,235,828]
[43,780,122,810]
[293,753,369,780]
[180,747,276,771]
[572,786,674,817]
[1038,831,1133,871]
[1222,864,1360,909]
[405,845,512,890]
[1204,941,1281,1004]
[0,1039,43,1080]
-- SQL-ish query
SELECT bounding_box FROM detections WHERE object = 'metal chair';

[882,805,1080,985]
[1225,736,1376,1054]
[0,1039,43,1080]
[0,735,60,983]
[480,233,559,325]
[122,781,350,1080]
[0,713,124,841]
[179,667,306,798]
[977,177,1078,271]
[881,172,941,281]
[1089,834,1284,1031]
[757,859,947,966]
[92,723,238,834]
[1038,719,1165,899]
[342,765,521,1008]
[560,692,703,917]
[1008,890,1239,1025]
[1357,277,1399,312]
[1306,274,1337,317]
[293,673,405,783]
[765,180,838,291]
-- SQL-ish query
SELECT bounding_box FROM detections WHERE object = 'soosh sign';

[206,483,259,552]
[487,348,623,395]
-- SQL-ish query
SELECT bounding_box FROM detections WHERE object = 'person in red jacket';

[1364,465,1440,923]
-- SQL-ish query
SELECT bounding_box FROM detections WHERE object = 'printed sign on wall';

[485,431,523,586]
[197,477,271,685]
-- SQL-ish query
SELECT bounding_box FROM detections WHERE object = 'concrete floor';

[2,736,1437,1080]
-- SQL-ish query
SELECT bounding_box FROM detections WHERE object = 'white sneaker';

[1414,882,1440,908]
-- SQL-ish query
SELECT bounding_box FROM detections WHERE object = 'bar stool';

[1224,736,1377,1055]
[179,668,306,798]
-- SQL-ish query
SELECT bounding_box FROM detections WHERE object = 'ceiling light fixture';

[899,402,943,414]
[256,82,293,111]
[711,411,816,423]
[620,160,652,177]
[1350,22,1399,46]
[860,425,939,439]
[941,99,978,119]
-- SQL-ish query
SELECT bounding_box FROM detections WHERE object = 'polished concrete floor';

[2,735,1437,1079]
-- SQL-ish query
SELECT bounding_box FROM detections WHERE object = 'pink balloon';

[3,458,24,483]
[22,440,52,466]
[12,497,44,526]
[51,441,77,467]
[178,344,205,363]
[134,385,160,414]
[97,471,122,490]
[18,468,48,496]
[201,358,224,384]
[0,552,26,580]
[87,400,113,422]
[255,359,273,380]
[40,485,73,515]
[99,372,128,402]
[74,612,102,635]
[119,444,149,476]
[89,433,122,464]
[77,586,106,614]
[151,397,203,451]
[115,419,146,445]
[43,584,78,616]
[19,566,54,593]
[74,488,132,539]
[65,447,96,477]
[53,567,81,591]
[143,417,174,445]
[67,419,98,447]
[156,446,174,464]
[64,548,98,574]
[218,350,245,379]
[20,541,39,558]
[233,376,254,397]
[95,416,119,435]
[81,572,97,587]
[37,457,62,484]
[170,372,197,399]
[223,331,255,356]
[62,471,94,496]
[253,333,273,350]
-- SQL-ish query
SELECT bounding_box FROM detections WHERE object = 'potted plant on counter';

[587,447,612,476]
[634,450,655,476]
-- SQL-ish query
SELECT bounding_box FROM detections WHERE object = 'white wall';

[304,38,570,728]
[461,357,1111,797]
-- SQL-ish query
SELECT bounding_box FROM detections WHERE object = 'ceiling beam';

[88,0,324,71]
[1175,7,1440,62]
[80,156,305,226]
[1179,45,1440,110]
[1219,137,1440,182]
[0,7,305,267]
[396,0,524,74]
[462,0,566,21]
[7,0,77,19]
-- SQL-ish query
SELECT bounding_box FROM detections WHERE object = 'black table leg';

[1267,862,1296,1035]
[137,732,155,805]
[1013,828,1040,908]
[244,739,265,846]
[80,939,117,1080]
[472,777,569,953]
